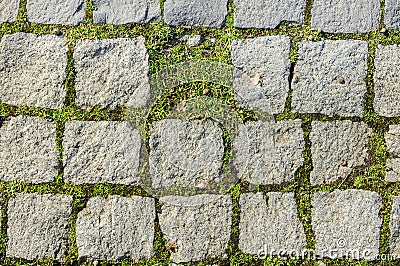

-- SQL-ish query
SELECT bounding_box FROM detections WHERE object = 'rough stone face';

[0,33,67,109]
[233,0,306,29]
[164,0,228,28]
[385,125,400,182]
[292,40,368,117]
[7,193,73,261]
[0,116,58,183]
[311,0,380,33]
[239,192,307,255]
[159,194,232,262]
[389,196,400,257]
[63,121,142,185]
[93,0,161,24]
[385,0,400,30]
[310,121,373,185]
[149,119,224,190]
[312,190,382,260]
[73,37,150,109]
[374,45,400,117]
[76,195,155,261]
[232,36,291,114]
[233,120,304,185]
[0,0,19,22]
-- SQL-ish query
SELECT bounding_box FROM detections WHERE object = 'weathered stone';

[93,0,161,24]
[76,195,155,261]
[183,35,204,47]
[232,36,291,114]
[239,192,307,255]
[233,0,306,28]
[149,119,224,190]
[312,190,382,260]
[310,121,373,185]
[159,194,232,262]
[73,37,150,109]
[233,120,304,185]
[292,40,368,117]
[385,0,400,30]
[385,125,400,182]
[0,0,19,22]
[311,0,380,33]
[0,116,58,183]
[164,0,228,28]
[0,33,67,109]
[374,45,400,117]
[7,193,72,261]
[63,121,142,185]
[389,196,400,257]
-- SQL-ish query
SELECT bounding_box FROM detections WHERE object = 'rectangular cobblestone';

[390,196,400,257]
[0,0,19,22]
[385,125,400,182]
[385,0,400,30]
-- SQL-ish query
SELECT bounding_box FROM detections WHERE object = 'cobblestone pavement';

[1,0,400,265]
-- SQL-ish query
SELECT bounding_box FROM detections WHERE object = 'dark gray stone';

[385,0,400,30]
[0,0,19,22]
[385,125,400,182]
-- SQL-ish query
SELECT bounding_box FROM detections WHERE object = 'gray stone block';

[239,192,307,255]
[310,121,373,185]
[232,36,291,114]
[292,40,368,117]
[159,194,232,262]
[0,32,67,109]
[312,189,382,260]
[63,121,142,185]
[233,120,304,185]
[385,125,400,182]
[149,119,224,190]
[233,0,306,29]
[164,0,228,28]
[0,116,58,183]
[311,0,380,33]
[385,0,400,30]
[0,0,19,22]
[374,45,400,117]
[93,0,161,24]
[7,193,73,261]
[73,37,150,109]
[389,196,400,257]
[76,195,155,261]
[26,0,86,25]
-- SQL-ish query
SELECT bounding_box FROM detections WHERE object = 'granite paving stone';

[385,125,400,182]
[0,0,19,22]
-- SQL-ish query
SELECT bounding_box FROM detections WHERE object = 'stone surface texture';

[239,192,307,255]
[7,193,72,261]
[63,121,142,185]
[232,36,291,114]
[233,120,304,185]
[0,116,58,183]
[385,0,400,30]
[73,37,150,109]
[159,194,232,263]
[311,0,380,33]
[164,0,228,28]
[233,0,306,29]
[292,40,368,117]
[0,0,19,22]
[0,33,67,109]
[93,0,161,24]
[149,119,224,190]
[312,189,382,260]
[76,195,155,261]
[310,121,373,185]
[390,196,400,257]
[374,44,400,117]
[385,125,400,182]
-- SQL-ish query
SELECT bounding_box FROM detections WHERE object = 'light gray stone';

[385,0,400,30]
[389,196,400,257]
[312,189,382,260]
[311,0,380,33]
[76,195,155,261]
[63,121,142,185]
[232,36,291,114]
[310,121,373,185]
[385,125,400,182]
[233,120,304,185]
[164,0,228,28]
[233,0,306,28]
[183,35,204,47]
[0,0,19,22]
[292,40,368,117]
[159,194,232,262]
[73,37,150,109]
[0,32,67,109]
[239,192,307,255]
[7,193,72,261]
[149,119,224,190]
[374,45,400,117]
[93,0,161,24]
[0,116,58,183]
